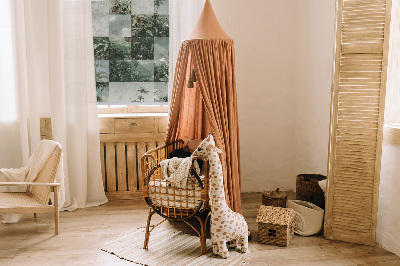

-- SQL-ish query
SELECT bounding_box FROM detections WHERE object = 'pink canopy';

[166,0,242,212]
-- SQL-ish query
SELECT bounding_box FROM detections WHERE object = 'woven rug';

[102,226,250,265]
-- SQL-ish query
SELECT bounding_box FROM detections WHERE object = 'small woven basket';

[257,205,296,247]
[296,174,326,209]
[262,188,287,208]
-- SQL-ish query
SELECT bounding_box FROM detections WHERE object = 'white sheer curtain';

[0,0,107,211]
[0,0,24,169]
[168,0,204,101]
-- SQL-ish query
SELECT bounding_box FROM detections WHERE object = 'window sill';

[98,113,168,118]
[97,105,168,116]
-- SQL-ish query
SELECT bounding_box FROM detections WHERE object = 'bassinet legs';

[144,209,155,249]
[143,208,167,249]
[192,213,210,255]
[143,208,210,255]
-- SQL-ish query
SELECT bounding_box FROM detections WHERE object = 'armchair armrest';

[0,182,61,187]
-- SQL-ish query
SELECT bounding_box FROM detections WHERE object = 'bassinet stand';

[141,140,210,254]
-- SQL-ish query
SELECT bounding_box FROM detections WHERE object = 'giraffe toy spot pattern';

[192,133,249,258]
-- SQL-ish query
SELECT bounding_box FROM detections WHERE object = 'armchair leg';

[144,209,155,249]
[54,186,59,235]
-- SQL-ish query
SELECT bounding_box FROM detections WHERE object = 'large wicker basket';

[262,188,287,208]
[296,174,326,209]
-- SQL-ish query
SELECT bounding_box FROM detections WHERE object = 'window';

[91,0,169,105]
[385,2,400,124]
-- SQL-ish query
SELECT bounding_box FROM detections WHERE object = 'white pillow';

[287,200,324,236]
[318,179,327,194]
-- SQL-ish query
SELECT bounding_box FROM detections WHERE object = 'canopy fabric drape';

[166,38,242,212]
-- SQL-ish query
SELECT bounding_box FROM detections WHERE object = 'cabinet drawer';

[114,118,155,133]
[99,117,114,134]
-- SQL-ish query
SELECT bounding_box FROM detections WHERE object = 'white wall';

[212,0,297,192]
[377,2,400,255]
[212,1,400,254]
[294,1,335,177]
[377,142,400,256]
[212,0,335,191]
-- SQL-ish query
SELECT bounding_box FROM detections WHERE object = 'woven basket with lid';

[262,188,287,208]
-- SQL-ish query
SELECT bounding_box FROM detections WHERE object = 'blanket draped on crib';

[160,157,200,188]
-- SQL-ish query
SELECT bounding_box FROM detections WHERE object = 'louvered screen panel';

[325,0,392,245]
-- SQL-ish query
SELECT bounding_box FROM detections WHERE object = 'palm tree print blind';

[91,0,169,104]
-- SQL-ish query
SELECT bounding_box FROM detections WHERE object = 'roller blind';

[325,0,392,245]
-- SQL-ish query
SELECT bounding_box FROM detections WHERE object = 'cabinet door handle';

[129,123,138,127]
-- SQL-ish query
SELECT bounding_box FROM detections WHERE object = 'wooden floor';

[1,193,399,266]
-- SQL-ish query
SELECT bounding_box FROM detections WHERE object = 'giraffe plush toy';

[192,133,248,258]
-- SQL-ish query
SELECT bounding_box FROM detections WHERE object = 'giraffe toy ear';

[208,133,214,142]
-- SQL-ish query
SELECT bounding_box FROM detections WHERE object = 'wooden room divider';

[325,0,392,245]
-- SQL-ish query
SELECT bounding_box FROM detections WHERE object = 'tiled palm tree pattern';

[92,0,169,104]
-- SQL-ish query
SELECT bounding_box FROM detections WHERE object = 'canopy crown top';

[188,0,231,40]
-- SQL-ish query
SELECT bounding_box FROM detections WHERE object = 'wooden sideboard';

[99,115,168,200]
[40,115,168,200]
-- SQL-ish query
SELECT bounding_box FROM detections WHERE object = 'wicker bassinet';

[141,140,210,254]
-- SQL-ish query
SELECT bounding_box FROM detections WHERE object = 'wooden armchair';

[0,145,62,234]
